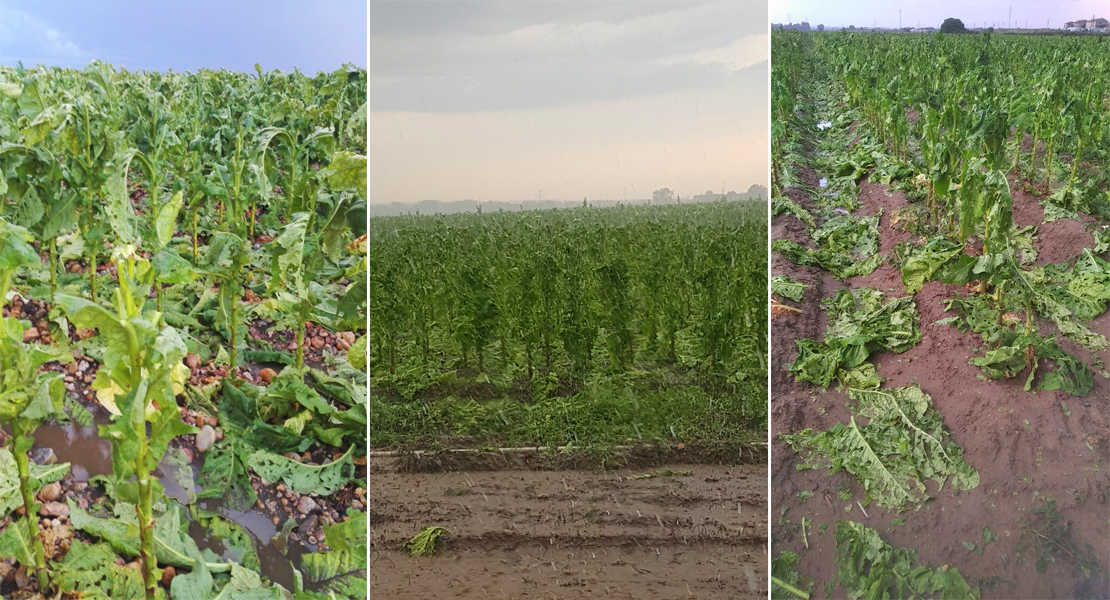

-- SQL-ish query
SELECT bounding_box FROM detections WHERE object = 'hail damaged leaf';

[0,219,41,270]
[170,557,215,600]
[247,446,354,496]
[0,448,69,517]
[945,295,1095,395]
[159,446,197,505]
[269,212,310,293]
[156,189,185,249]
[0,516,36,565]
[201,511,261,572]
[348,335,367,371]
[64,394,94,426]
[772,197,816,228]
[896,237,962,295]
[197,437,258,512]
[21,103,69,146]
[789,288,921,387]
[783,385,978,510]
[835,521,979,599]
[321,151,367,200]
[104,149,139,243]
[771,550,813,600]
[297,509,366,599]
[773,239,883,280]
[283,411,312,435]
[219,380,311,453]
[52,540,148,600]
[153,248,197,284]
[771,275,808,302]
[262,367,334,420]
[0,81,19,99]
[69,499,228,571]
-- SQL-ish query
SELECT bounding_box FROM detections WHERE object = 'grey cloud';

[371,1,767,112]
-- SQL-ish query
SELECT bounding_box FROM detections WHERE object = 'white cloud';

[0,2,87,66]
[654,34,769,72]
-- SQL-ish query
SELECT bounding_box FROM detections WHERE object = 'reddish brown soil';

[772,174,1110,598]
[369,460,768,599]
[1007,175,1098,266]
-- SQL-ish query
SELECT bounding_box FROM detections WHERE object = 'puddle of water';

[194,502,307,591]
[817,120,833,130]
[27,420,113,482]
[818,177,828,188]
[30,413,302,589]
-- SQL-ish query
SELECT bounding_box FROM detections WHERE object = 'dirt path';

[369,461,767,599]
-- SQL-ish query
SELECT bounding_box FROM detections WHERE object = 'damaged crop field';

[0,63,367,598]
[770,32,1109,599]
[369,203,769,599]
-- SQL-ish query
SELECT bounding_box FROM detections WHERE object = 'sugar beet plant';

[0,219,71,593]
[0,61,367,599]
[58,247,196,598]
[806,31,1109,394]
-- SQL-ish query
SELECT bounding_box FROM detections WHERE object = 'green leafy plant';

[783,385,978,510]
[0,218,73,592]
[789,288,921,388]
[771,550,813,599]
[404,526,450,557]
[57,246,197,599]
[771,275,808,302]
[835,520,979,598]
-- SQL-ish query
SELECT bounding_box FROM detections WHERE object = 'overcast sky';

[0,0,366,73]
[370,1,768,204]
[771,0,1106,29]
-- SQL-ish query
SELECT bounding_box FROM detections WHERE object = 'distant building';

[1063,17,1107,32]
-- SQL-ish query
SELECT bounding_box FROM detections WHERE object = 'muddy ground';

[369,457,768,600]
[772,171,1110,598]
[772,104,1109,598]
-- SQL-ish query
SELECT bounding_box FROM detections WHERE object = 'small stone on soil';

[39,502,69,518]
[196,425,217,453]
[259,368,277,384]
[30,448,57,466]
[38,482,62,502]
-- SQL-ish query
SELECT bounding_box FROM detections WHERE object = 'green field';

[369,202,768,452]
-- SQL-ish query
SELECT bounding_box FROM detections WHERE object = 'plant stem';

[296,323,305,369]
[771,576,810,599]
[230,286,239,374]
[48,237,58,299]
[13,432,50,593]
[89,252,98,303]
[136,434,156,599]
[124,320,157,600]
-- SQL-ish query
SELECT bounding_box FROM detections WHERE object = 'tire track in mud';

[771,76,1109,599]
[370,462,767,599]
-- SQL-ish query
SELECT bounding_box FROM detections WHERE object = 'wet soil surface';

[773,119,1109,597]
[369,460,767,599]
[0,294,366,594]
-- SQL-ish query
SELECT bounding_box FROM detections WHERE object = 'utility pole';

[1008,6,1011,28]
[899,9,902,29]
